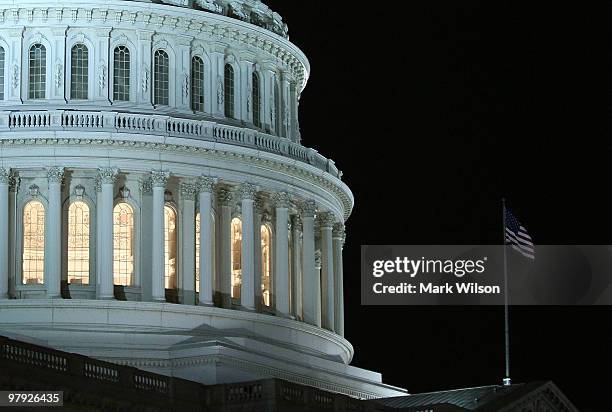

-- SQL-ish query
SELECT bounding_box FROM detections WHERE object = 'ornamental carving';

[0,168,10,185]
[239,183,258,200]
[55,62,63,88]
[299,200,317,218]
[74,184,85,198]
[183,72,190,99]
[180,182,198,200]
[198,176,216,193]
[97,167,119,184]
[273,191,291,208]
[317,212,335,229]
[138,176,152,194]
[11,64,19,89]
[47,166,65,184]
[217,76,224,106]
[99,63,107,90]
[150,170,170,187]
[217,188,233,206]
[141,66,150,94]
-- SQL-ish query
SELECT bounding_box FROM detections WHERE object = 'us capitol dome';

[0,0,404,399]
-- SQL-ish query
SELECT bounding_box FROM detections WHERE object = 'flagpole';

[502,198,511,386]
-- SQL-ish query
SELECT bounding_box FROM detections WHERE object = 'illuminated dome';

[0,0,404,399]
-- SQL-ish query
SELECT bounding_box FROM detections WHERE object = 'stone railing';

[0,110,341,179]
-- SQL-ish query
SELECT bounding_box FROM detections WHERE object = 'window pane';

[154,50,169,106]
[261,225,272,306]
[29,44,46,99]
[191,56,205,112]
[164,205,177,289]
[252,72,261,128]
[113,46,130,101]
[71,44,88,100]
[67,201,90,284]
[224,64,234,118]
[113,203,134,286]
[23,201,45,284]
[195,212,201,293]
[0,47,5,101]
[231,217,242,299]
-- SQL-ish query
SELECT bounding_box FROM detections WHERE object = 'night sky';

[265,1,611,410]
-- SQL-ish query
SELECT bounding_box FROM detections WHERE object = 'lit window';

[113,202,134,286]
[154,50,169,106]
[164,205,177,289]
[252,72,261,127]
[67,201,90,285]
[70,44,88,100]
[0,47,5,100]
[261,225,271,306]
[191,56,205,112]
[29,44,46,99]
[23,201,45,285]
[224,64,234,118]
[195,212,201,293]
[113,46,130,101]
[231,217,242,299]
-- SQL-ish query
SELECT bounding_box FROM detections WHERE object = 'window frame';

[153,49,171,107]
[191,55,205,113]
[64,197,95,287]
[112,45,132,103]
[69,43,90,100]
[27,42,49,101]
[252,71,262,128]
[164,202,178,290]
[224,63,236,119]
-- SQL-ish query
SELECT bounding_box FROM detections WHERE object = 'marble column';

[274,192,291,317]
[319,213,335,332]
[151,170,170,302]
[98,168,118,300]
[239,184,257,310]
[291,215,303,319]
[46,167,64,298]
[301,201,320,327]
[254,198,265,310]
[218,188,233,309]
[333,223,346,336]
[180,182,197,305]
[94,177,102,298]
[0,168,9,299]
[198,177,215,306]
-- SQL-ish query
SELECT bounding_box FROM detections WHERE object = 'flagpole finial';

[503,377,512,386]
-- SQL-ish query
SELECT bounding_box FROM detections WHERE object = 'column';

[139,177,153,301]
[319,213,335,332]
[94,177,101,298]
[51,27,67,103]
[211,43,226,118]
[274,192,291,317]
[8,29,23,104]
[291,215,303,319]
[151,170,170,302]
[198,177,216,306]
[262,64,276,133]
[176,36,192,111]
[94,28,111,103]
[46,167,64,298]
[280,72,292,138]
[333,223,346,336]
[240,55,255,123]
[238,184,257,310]
[137,30,154,107]
[98,168,118,299]
[0,168,9,299]
[180,182,197,305]
[301,201,320,327]
[254,198,265,310]
[218,188,233,308]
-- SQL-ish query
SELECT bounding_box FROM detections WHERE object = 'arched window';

[153,50,169,106]
[191,56,205,112]
[113,46,130,101]
[23,201,45,284]
[0,47,5,100]
[164,205,177,289]
[29,44,46,99]
[67,201,90,285]
[195,212,201,293]
[252,72,261,128]
[70,44,89,100]
[231,217,242,299]
[224,64,235,118]
[113,202,134,286]
[261,225,272,306]
[274,79,281,133]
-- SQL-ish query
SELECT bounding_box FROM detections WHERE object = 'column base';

[98,295,115,301]
[152,297,166,302]
[198,300,215,307]
[238,305,257,313]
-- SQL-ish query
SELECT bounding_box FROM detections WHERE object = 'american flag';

[505,207,534,259]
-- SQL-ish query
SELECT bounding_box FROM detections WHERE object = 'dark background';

[265,1,611,410]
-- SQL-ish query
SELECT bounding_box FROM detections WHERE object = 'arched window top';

[224,64,235,119]
[164,204,177,290]
[71,43,89,100]
[67,201,90,285]
[231,217,242,299]
[113,45,130,102]
[252,71,261,128]
[113,202,134,286]
[23,200,45,285]
[191,56,205,113]
[261,224,272,307]
[154,49,169,106]
[29,44,46,100]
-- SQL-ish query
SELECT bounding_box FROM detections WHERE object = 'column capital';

[299,200,317,218]
[150,170,170,188]
[9,173,20,193]
[47,166,65,184]
[291,214,303,232]
[98,167,119,185]
[333,223,346,242]
[180,182,198,201]
[317,212,335,229]
[138,176,152,193]
[0,168,10,185]
[198,176,216,193]
[254,196,267,215]
[217,187,233,206]
[239,183,259,200]
[273,191,291,209]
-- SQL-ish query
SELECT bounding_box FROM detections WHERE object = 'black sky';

[265,1,611,409]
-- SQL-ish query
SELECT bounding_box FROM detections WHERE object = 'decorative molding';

[74,184,86,198]
[332,223,346,242]
[217,187,233,206]
[150,170,170,188]
[317,212,335,229]
[180,182,198,201]
[99,63,107,90]
[299,200,317,218]
[198,176,216,193]
[97,167,119,184]
[239,183,258,200]
[273,191,291,209]
[0,167,10,185]
[46,166,65,184]
[138,176,152,194]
